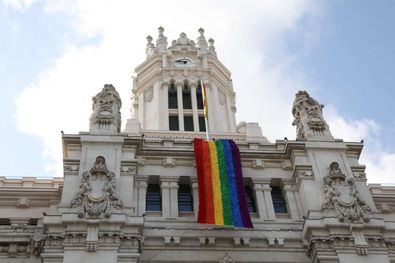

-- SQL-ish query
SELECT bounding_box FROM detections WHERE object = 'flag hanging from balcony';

[193,138,253,228]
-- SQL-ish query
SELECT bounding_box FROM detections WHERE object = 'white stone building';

[1,27,395,263]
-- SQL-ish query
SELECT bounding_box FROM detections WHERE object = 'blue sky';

[0,0,394,183]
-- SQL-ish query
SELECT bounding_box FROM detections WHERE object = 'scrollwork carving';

[218,90,226,105]
[144,86,154,103]
[71,156,122,218]
[322,162,371,223]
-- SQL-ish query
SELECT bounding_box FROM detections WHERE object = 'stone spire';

[145,35,155,57]
[196,27,208,55]
[89,84,122,133]
[292,90,333,140]
[156,26,168,52]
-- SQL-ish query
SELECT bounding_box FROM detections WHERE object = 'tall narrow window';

[178,184,193,212]
[168,83,178,109]
[184,115,194,131]
[198,116,206,132]
[271,186,287,213]
[245,185,257,213]
[146,184,161,211]
[182,85,192,109]
[196,83,204,109]
[169,115,179,131]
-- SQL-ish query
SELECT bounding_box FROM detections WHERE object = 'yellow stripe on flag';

[208,141,224,225]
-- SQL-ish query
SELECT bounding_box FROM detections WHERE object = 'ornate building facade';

[1,27,395,263]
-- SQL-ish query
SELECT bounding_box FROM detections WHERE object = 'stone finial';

[292,90,333,140]
[156,26,168,52]
[89,84,122,133]
[178,32,189,45]
[146,35,155,57]
[196,27,207,54]
[208,38,217,56]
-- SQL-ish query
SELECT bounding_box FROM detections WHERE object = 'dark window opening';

[168,84,178,109]
[178,184,193,212]
[271,186,287,213]
[196,84,204,109]
[184,116,194,131]
[245,185,257,213]
[182,86,192,109]
[0,218,10,225]
[169,115,179,131]
[146,184,161,211]
[198,116,206,132]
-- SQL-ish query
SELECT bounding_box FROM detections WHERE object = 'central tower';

[127,27,238,134]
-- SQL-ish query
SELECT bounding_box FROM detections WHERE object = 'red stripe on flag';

[202,140,215,224]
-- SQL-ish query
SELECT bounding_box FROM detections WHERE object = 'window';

[168,84,178,109]
[182,86,192,109]
[196,84,204,109]
[198,116,206,132]
[169,115,179,131]
[184,116,194,131]
[271,186,287,213]
[146,184,161,211]
[178,184,193,212]
[245,185,257,213]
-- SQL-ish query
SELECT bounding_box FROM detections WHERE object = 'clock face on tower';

[173,57,196,67]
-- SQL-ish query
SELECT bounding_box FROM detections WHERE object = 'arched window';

[182,82,192,109]
[245,185,257,213]
[271,186,287,213]
[196,82,204,109]
[178,184,193,212]
[196,81,206,132]
[146,184,161,211]
[168,82,178,109]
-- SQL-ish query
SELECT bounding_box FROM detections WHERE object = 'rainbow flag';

[193,138,253,228]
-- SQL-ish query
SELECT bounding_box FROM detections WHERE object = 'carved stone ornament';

[71,156,122,218]
[89,84,122,133]
[218,90,226,105]
[144,86,154,103]
[322,162,371,223]
[220,252,233,263]
[292,90,332,140]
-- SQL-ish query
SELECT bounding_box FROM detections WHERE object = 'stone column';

[252,178,275,220]
[263,184,276,220]
[161,82,169,130]
[190,83,199,132]
[191,177,199,218]
[138,91,145,129]
[225,94,236,132]
[176,83,184,131]
[135,176,148,216]
[160,176,179,218]
[282,182,301,220]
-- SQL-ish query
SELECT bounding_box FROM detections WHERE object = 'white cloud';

[363,152,395,185]
[2,0,37,11]
[324,105,394,184]
[325,104,380,142]
[13,0,395,185]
